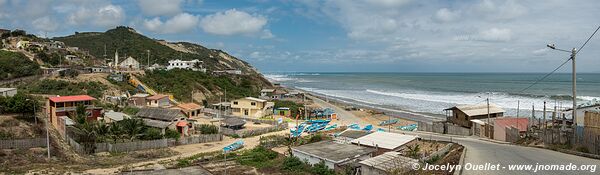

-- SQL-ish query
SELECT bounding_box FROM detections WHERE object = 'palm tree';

[108,122,125,143]
[119,118,146,141]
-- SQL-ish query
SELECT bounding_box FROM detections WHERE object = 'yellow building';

[231,97,274,118]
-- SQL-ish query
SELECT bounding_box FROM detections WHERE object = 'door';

[244,109,249,116]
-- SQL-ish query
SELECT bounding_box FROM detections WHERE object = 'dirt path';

[84,130,289,174]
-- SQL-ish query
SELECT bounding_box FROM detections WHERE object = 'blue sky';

[1,0,600,73]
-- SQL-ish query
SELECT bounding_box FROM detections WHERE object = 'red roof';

[49,95,96,103]
[494,118,529,132]
[176,121,188,127]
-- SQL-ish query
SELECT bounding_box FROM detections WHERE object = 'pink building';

[493,117,529,142]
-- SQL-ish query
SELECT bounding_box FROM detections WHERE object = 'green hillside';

[0,50,40,81]
[53,26,259,74]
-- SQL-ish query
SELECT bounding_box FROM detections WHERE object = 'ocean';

[265,72,600,120]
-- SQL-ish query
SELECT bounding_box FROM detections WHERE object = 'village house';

[45,95,101,130]
[136,107,193,136]
[444,104,504,128]
[351,131,418,156]
[222,117,246,130]
[176,103,203,118]
[493,117,529,142]
[359,151,419,175]
[103,110,130,123]
[292,141,375,171]
[128,93,149,107]
[0,88,17,97]
[167,59,206,72]
[260,88,288,100]
[230,97,274,118]
[273,107,291,117]
[119,56,140,70]
[65,55,81,62]
[16,40,29,49]
[146,94,171,108]
[213,68,242,75]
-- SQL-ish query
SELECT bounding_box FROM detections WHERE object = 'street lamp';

[546,43,577,141]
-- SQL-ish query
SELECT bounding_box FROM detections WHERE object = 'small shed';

[359,151,419,175]
[104,110,130,123]
[445,104,504,128]
[351,132,418,155]
[0,88,17,97]
[176,103,203,118]
[292,141,375,171]
[128,93,149,107]
[146,94,170,107]
[222,117,246,129]
[274,107,291,117]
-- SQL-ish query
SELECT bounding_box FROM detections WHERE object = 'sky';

[1,0,600,73]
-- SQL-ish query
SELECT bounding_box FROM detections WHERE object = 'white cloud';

[94,5,125,28]
[433,8,460,23]
[67,4,125,28]
[200,9,269,36]
[455,28,513,42]
[260,29,275,39]
[137,0,183,16]
[471,0,527,21]
[31,16,59,32]
[143,13,199,34]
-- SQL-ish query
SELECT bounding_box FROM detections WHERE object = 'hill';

[53,26,260,75]
[0,50,40,81]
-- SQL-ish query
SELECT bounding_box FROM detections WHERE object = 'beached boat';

[348,123,360,130]
[223,140,244,153]
[291,123,306,137]
[376,128,386,132]
[362,124,373,131]
[398,124,417,131]
[379,119,399,126]
[324,124,338,131]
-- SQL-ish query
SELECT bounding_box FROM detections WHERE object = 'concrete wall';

[418,121,471,136]
[293,150,336,169]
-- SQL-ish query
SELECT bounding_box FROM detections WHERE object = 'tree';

[406,144,421,159]
[311,161,335,175]
[141,128,163,140]
[119,118,146,141]
[164,129,180,139]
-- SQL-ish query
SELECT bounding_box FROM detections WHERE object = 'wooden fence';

[67,134,223,154]
[0,138,47,149]
[221,124,287,138]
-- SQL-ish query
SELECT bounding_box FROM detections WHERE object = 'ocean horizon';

[265,72,600,119]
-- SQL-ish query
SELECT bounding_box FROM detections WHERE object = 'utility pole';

[570,48,578,143]
[486,98,490,138]
[532,104,535,129]
[45,106,50,159]
[147,50,150,68]
[543,101,547,131]
[517,100,520,130]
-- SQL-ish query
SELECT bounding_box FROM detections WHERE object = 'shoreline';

[289,87,446,124]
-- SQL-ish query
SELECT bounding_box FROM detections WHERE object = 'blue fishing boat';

[376,128,386,132]
[379,119,399,126]
[348,123,360,130]
[362,124,373,131]
[398,124,417,131]
[223,140,244,153]
[324,124,338,131]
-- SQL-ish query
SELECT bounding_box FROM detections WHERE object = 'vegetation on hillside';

[0,50,40,80]
[0,93,39,114]
[18,79,106,98]
[54,26,258,74]
[140,69,271,103]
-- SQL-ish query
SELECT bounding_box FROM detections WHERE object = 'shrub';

[165,129,180,139]
[308,134,324,143]
[281,156,305,172]
[197,124,219,134]
[141,128,163,140]
[122,106,140,116]
[311,161,335,175]
[236,146,278,168]
[576,146,590,153]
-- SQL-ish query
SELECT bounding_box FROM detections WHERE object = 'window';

[251,102,256,106]
[233,101,238,105]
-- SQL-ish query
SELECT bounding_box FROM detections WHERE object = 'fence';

[505,126,520,143]
[0,138,47,149]
[221,124,288,138]
[417,121,472,136]
[67,134,223,154]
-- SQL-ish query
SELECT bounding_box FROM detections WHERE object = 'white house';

[167,59,206,72]
[119,56,140,70]
[0,88,17,97]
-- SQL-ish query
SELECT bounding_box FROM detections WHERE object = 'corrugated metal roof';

[136,108,182,121]
[292,141,375,163]
[351,132,417,150]
[445,103,504,116]
[143,119,171,128]
[104,110,130,121]
[359,152,418,172]
[147,94,169,100]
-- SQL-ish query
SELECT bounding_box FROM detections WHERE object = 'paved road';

[395,131,600,175]
[309,94,600,175]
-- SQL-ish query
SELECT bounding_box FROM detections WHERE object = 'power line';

[576,25,600,54]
